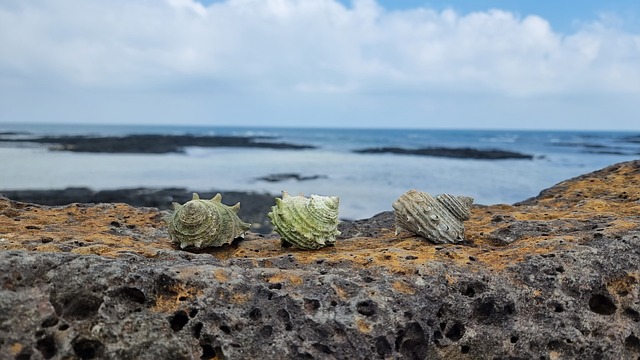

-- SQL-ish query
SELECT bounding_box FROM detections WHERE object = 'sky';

[1,0,639,130]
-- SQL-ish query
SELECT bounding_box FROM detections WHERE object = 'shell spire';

[166,192,251,249]
[268,191,341,250]
[392,190,474,244]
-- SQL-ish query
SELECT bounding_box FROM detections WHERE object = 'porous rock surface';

[1,161,640,360]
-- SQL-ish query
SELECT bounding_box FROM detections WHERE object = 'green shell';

[166,193,251,249]
[267,192,341,250]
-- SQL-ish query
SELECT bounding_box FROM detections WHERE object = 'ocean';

[1,123,639,220]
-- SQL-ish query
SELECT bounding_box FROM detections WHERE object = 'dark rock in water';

[354,146,534,160]
[1,160,640,359]
[0,134,315,153]
[256,173,328,182]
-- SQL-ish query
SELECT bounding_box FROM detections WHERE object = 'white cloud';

[0,0,639,128]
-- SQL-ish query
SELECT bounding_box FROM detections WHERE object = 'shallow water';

[0,124,638,220]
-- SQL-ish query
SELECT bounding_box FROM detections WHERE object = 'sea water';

[1,123,638,220]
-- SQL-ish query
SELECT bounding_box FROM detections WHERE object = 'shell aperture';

[268,192,341,250]
[166,193,251,249]
[392,190,473,244]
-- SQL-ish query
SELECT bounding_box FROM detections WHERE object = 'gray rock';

[1,160,640,359]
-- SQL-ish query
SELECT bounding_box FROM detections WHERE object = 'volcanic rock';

[1,161,639,359]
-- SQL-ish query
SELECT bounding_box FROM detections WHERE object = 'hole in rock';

[504,303,515,315]
[356,300,377,316]
[193,323,203,339]
[433,330,443,342]
[624,308,640,322]
[476,299,495,319]
[625,334,640,351]
[249,308,262,321]
[268,283,282,290]
[510,336,519,344]
[554,304,564,313]
[54,293,103,320]
[375,336,392,357]
[118,287,146,304]
[445,322,465,341]
[304,298,321,312]
[72,338,104,359]
[463,287,475,297]
[219,325,231,334]
[169,310,189,331]
[200,344,216,360]
[189,308,199,318]
[461,345,470,354]
[58,324,69,331]
[588,294,617,315]
[396,322,429,359]
[36,335,57,359]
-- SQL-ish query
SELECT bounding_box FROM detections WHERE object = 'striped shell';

[166,193,251,249]
[392,190,474,244]
[268,192,341,250]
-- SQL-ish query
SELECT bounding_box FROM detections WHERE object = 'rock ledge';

[1,161,640,359]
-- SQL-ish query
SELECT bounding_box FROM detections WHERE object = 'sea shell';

[166,193,251,249]
[392,190,474,244]
[268,192,341,250]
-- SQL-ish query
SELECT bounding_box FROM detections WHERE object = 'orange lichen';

[9,343,23,356]
[0,201,174,257]
[231,292,251,304]
[265,272,304,287]
[151,284,202,314]
[607,273,638,297]
[392,281,416,295]
[213,269,230,283]
[355,318,371,333]
[332,285,349,300]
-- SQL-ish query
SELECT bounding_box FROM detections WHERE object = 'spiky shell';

[268,192,341,250]
[392,190,473,244]
[166,193,251,249]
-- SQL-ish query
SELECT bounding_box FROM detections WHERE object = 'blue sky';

[1,0,639,130]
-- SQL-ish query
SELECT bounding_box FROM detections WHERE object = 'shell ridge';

[392,190,472,244]
[269,193,340,250]
[166,193,251,249]
[394,191,431,236]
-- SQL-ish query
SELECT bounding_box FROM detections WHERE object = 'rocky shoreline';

[1,161,639,359]
[0,132,542,160]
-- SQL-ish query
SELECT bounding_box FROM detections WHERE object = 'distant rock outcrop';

[354,146,534,159]
[0,134,315,154]
[1,161,640,359]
